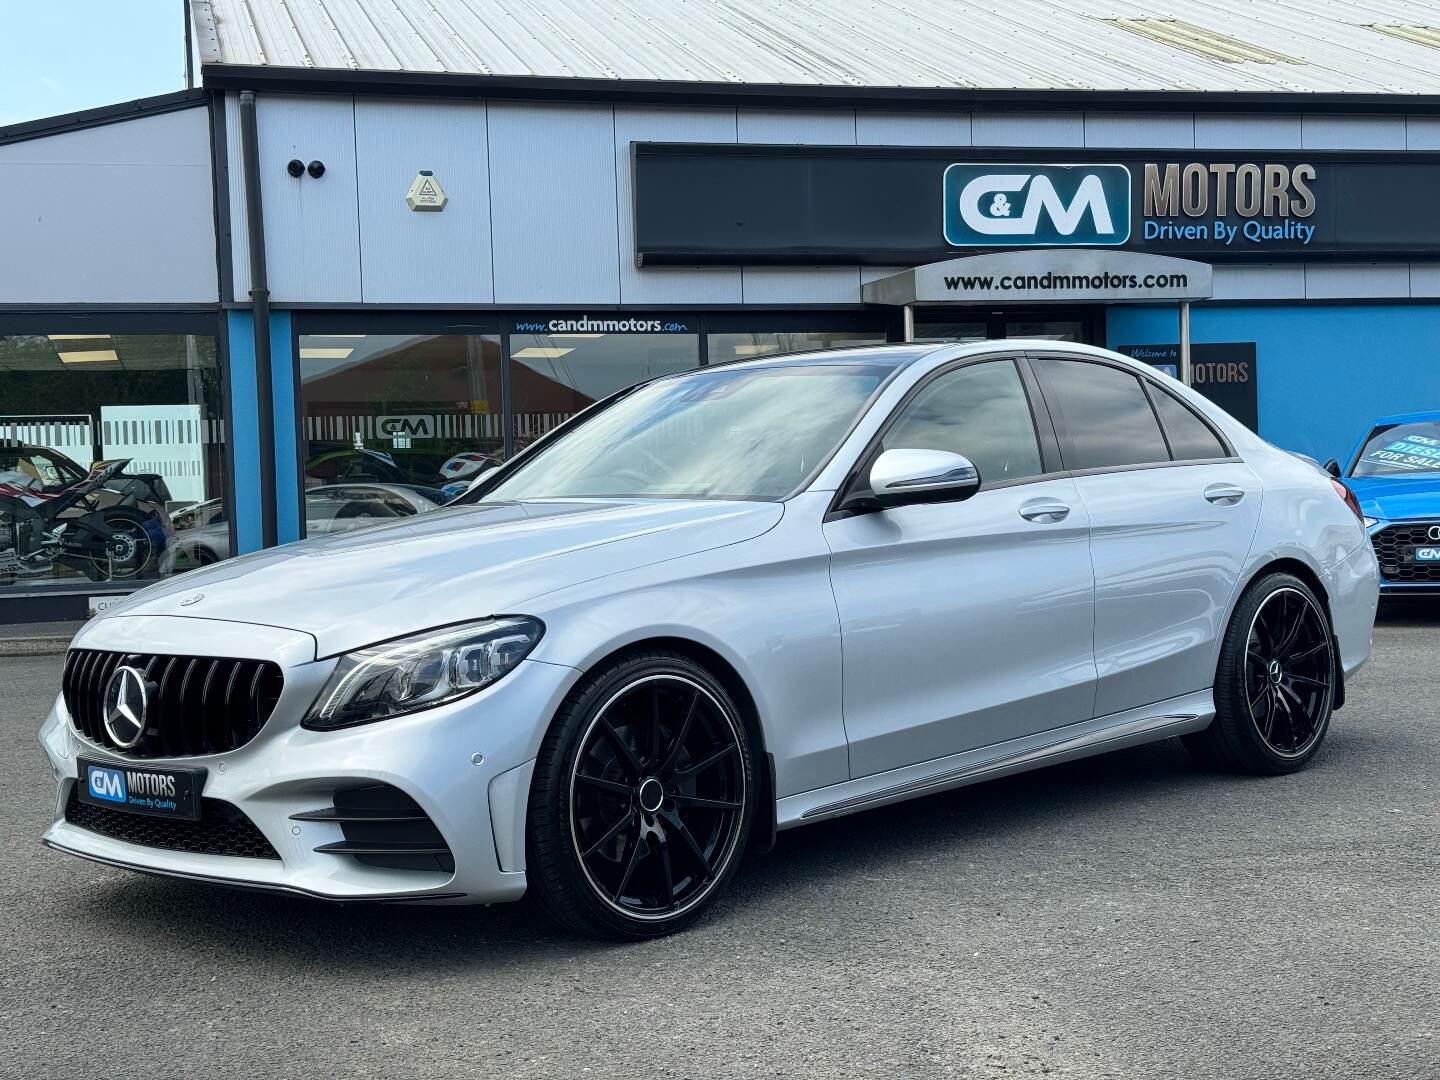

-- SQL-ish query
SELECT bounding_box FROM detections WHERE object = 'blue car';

[1329,410,1440,595]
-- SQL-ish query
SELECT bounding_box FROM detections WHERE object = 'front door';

[823,357,1098,779]
[1031,354,1263,716]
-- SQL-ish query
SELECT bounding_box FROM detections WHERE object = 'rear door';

[1031,355,1262,717]
[823,356,1097,778]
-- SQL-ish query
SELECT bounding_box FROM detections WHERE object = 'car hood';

[99,499,783,658]
[1345,474,1440,521]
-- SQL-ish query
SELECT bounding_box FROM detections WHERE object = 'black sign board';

[1118,342,1259,432]
[633,143,1440,266]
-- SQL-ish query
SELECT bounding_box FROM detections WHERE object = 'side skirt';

[777,689,1214,829]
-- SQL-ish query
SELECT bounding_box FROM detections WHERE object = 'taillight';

[1330,478,1364,521]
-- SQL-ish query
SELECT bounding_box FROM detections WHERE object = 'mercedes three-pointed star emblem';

[103,665,150,749]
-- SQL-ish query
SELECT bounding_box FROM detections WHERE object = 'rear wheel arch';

[1227,557,1342,707]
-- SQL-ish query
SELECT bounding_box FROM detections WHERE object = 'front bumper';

[39,616,580,905]
[1367,519,1440,594]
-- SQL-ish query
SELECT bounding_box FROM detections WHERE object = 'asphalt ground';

[1,606,1436,1079]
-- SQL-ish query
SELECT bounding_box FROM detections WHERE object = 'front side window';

[1038,359,1170,471]
[1351,421,1440,476]
[477,359,903,503]
[0,330,226,587]
[882,360,1043,487]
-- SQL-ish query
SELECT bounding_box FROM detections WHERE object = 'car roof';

[1365,409,1440,427]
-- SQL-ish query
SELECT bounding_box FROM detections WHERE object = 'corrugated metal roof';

[191,0,1440,94]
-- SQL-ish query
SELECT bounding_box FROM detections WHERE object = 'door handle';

[1204,483,1246,506]
[1019,499,1070,523]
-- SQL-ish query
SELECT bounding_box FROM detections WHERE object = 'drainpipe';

[238,90,278,549]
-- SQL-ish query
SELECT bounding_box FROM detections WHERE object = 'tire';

[526,650,755,939]
[1184,571,1337,775]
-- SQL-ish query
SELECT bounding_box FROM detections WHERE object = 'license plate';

[77,758,204,820]
[1406,546,1440,562]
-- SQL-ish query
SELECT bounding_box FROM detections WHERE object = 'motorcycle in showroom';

[0,457,170,583]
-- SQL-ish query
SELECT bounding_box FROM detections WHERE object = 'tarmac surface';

[1,607,1436,1078]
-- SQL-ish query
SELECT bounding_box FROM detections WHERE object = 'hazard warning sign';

[405,171,449,211]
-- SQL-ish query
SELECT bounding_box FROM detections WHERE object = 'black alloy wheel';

[1243,587,1333,757]
[527,652,754,939]
[1185,572,1337,775]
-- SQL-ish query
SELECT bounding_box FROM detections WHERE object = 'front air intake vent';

[294,784,455,874]
[64,786,279,859]
[62,649,284,758]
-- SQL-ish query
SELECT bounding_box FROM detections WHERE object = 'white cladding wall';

[225,95,1440,307]
[0,107,217,304]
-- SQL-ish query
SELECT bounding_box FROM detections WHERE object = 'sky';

[0,1,190,127]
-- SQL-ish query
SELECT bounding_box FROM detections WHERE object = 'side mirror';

[869,448,981,508]
[1323,459,1342,478]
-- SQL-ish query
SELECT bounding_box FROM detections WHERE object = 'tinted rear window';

[1039,359,1170,471]
[1149,387,1228,461]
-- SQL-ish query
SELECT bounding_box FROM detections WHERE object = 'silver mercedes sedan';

[39,341,1379,939]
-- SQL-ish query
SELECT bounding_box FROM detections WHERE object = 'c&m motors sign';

[632,144,1440,265]
[942,164,1131,247]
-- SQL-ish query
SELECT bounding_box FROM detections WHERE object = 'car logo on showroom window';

[103,666,150,749]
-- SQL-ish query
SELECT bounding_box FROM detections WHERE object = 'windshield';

[476,360,898,502]
[1351,421,1440,476]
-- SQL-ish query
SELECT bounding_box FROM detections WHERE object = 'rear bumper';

[1324,539,1380,682]
[39,637,580,906]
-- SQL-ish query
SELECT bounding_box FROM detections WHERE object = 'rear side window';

[1037,359,1169,471]
[1148,387,1228,461]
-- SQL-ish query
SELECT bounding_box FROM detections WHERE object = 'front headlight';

[1363,516,1380,528]
[303,617,544,731]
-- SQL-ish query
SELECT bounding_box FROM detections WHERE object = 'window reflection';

[706,330,887,365]
[0,332,225,588]
[299,333,504,509]
[509,329,700,452]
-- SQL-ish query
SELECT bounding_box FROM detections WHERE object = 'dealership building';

[2,0,1440,620]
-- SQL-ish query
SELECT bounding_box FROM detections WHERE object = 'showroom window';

[508,317,700,452]
[0,330,225,588]
[298,332,504,518]
[706,329,888,365]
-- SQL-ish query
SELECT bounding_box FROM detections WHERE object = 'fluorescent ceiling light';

[511,347,575,359]
[299,347,355,360]
[731,344,777,356]
[57,349,120,364]
[48,334,111,341]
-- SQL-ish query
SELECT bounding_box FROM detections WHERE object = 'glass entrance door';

[914,308,1102,345]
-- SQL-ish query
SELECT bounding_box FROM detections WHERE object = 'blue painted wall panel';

[269,311,301,545]
[225,311,263,555]
[1108,303,1440,464]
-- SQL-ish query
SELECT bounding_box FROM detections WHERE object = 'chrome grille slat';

[60,649,284,759]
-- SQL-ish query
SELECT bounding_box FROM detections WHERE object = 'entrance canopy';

[862,249,1211,307]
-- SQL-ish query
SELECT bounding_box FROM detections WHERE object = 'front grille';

[64,786,279,860]
[62,649,284,758]
[1372,522,1440,583]
[295,784,455,874]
